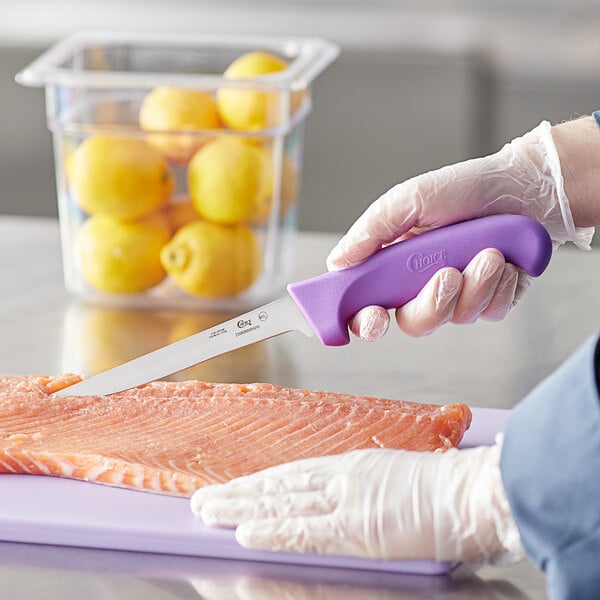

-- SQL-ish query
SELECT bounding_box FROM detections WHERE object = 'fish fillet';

[0,374,472,497]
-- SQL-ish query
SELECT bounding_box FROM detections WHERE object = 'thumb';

[326,178,424,271]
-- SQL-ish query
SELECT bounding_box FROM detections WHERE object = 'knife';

[54,214,552,397]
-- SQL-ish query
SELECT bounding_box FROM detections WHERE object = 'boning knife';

[54,214,552,397]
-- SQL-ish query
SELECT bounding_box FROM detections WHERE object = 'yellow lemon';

[139,87,222,163]
[78,213,171,294]
[68,136,174,221]
[250,152,299,224]
[160,220,262,297]
[187,136,272,225]
[217,51,304,131]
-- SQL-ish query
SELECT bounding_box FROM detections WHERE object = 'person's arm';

[326,116,598,341]
[552,115,600,228]
[501,332,600,599]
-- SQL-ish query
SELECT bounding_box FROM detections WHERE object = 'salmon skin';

[0,374,472,497]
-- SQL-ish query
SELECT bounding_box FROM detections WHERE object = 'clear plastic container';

[16,31,338,310]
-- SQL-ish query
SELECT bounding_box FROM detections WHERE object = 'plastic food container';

[16,32,338,310]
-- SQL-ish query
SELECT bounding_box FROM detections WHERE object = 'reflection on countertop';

[60,303,297,386]
[0,541,532,600]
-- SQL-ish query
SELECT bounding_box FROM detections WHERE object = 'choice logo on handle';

[406,250,449,273]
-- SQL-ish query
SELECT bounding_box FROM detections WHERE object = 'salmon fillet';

[0,374,472,497]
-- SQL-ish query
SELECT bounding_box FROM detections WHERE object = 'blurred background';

[2,0,600,233]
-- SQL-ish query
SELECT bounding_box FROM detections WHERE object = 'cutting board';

[0,407,510,575]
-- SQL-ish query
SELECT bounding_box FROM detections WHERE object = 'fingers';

[235,515,360,556]
[346,252,529,340]
[479,263,519,321]
[348,306,390,342]
[192,460,330,507]
[395,268,463,336]
[513,270,532,305]
[191,456,337,525]
[199,491,335,528]
[451,249,506,324]
[391,250,525,337]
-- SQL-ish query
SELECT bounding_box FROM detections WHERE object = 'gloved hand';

[191,443,524,565]
[326,121,594,340]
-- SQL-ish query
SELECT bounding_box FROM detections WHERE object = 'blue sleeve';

[500,332,600,600]
[593,110,600,130]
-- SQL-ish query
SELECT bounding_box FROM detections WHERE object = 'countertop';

[1,215,599,599]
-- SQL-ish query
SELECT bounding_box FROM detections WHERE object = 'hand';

[326,121,594,340]
[191,444,524,564]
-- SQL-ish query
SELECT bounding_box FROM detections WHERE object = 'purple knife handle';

[287,214,552,346]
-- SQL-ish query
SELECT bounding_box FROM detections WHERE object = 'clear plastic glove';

[327,121,594,340]
[191,444,524,565]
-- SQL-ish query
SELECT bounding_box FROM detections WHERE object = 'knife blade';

[53,214,552,397]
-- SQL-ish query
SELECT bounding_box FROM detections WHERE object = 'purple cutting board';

[0,406,509,575]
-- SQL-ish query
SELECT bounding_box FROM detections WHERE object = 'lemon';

[250,152,299,224]
[139,87,222,163]
[187,136,272,225]
[217,51,304,131]
[78,214,171,294]
[68,136,174,221]
[160,220,262,297]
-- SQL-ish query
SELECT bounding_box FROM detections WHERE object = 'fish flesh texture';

[0,374,472,497]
